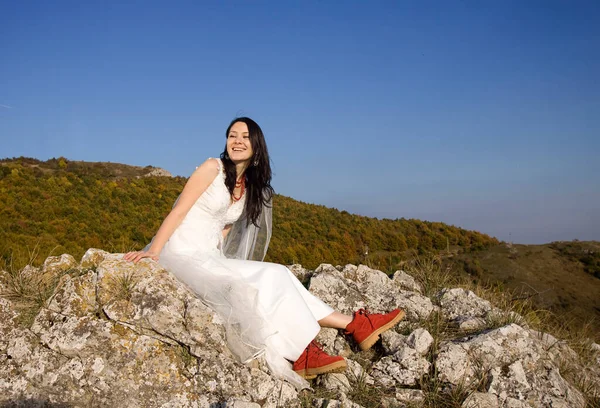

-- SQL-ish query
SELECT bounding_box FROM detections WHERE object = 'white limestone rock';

[437,288,492,321]
[592,342,600,366]
[0,255,592,408]
[80,248,109,270]
[371,346,430,387]
[18,264,39,280]
[317,372,351,393]
[395,388,425,403]
[456,316,487,332]
[288,264,313,281]
[345,358,375,385]
[406,328,433,356]
[42,253,78,276]
[436,324,585,408]
[311,395,364,408]
[392,270,422,293]
[142,167,173,177]
[0,298,18,352]
[309,264,434,321]
[462,392,499,408]
[381,330,407,355]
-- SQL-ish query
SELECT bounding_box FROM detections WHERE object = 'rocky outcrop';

[1,251,598,407]
[141,168,173,178]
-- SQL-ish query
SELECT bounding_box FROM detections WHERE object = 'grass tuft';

[403,254,457,299]
[0,246,77,327]
[106,270,140,302]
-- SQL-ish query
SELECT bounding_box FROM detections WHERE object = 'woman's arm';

[124,158,220,263]
[222,224,232,239]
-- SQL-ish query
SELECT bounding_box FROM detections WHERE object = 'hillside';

[449,241,600,341]
[0,156,497,271]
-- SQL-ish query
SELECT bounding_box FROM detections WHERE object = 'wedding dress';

[157,158,333,389]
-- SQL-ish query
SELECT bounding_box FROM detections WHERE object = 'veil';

[222,198,272,261]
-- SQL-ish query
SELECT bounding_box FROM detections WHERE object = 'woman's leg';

[318,311,353,329]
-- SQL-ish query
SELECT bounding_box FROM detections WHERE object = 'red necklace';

[232,176,245,202]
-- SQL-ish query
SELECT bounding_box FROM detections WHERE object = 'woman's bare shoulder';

[172,158,221,212]
[195,157,221,173]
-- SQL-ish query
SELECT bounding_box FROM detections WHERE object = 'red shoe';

[292,340,347,379]
[344,308,405,351]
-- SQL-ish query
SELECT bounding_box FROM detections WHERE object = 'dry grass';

[402,253,457,299]
[297,385,339,407]
[105,270,140,302]
[0,245,75,326]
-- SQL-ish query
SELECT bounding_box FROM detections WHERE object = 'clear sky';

[1,1,599,244]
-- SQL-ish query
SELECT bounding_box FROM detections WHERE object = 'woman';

[124,117,404,389]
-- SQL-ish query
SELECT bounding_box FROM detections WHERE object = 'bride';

[124,117,404,389]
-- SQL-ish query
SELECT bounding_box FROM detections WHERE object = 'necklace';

[232,176,245,202]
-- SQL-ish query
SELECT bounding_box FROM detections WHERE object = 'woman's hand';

[123,250,159,263]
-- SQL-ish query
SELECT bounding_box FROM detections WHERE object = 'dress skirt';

[158,248,333,389]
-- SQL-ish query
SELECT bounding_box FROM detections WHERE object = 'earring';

[253,158,259,166]
[224,152,230,160]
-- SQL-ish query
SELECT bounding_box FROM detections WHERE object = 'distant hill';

[449,240,600,341]
[0,156,497,271]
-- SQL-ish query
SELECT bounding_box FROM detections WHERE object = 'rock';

[308,268,366,314]
[371,346,430,387]
[311,395,364,408]
[406,328,433,355]
[462,392,499,407]
[317,372,351,393]
[309,264,434,321]
[394,388,425,404]
[96,255,229,354]
[437,288,492,321]
[592,342,600,365]
[345,358,374,385]
[45,271,97,317]
[436,324,585,408]
[392,270,422,293]
[456,316,487,332]
[395,291,437,322]
[0,254,592,408]
[223,399,262,408]
[1,253,301,407]
[142,168,173,177]
[288,264,313,281]
[341,264,358,278]
[381,330,407,355]
[80,248,109,270]
[19,264,40,280]
[0,298,18,351]
[315,263,341,275]
[42,254,78,276]
[503,397,530,408]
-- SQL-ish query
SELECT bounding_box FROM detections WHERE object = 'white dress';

[158,158,333,389]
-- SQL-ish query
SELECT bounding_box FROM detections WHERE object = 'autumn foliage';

[0,157,498,270]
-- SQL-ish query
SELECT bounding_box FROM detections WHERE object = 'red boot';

[344,308,405,351]
[292,340,347,379]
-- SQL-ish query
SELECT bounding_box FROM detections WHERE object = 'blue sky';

[1,1,599,244]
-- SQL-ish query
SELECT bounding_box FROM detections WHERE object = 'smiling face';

[226,121,254,166]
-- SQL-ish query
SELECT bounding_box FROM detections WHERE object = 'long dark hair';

[220,117,274,227]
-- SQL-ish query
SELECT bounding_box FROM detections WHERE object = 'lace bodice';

[162,158,246,257]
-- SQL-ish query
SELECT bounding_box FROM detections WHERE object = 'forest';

[0,157,498,271]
